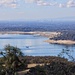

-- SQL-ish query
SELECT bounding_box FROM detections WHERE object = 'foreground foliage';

[0,45,27,75]
[25,61,75,75]
[24,56,68,64]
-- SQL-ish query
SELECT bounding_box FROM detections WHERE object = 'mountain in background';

[0,20,75,32]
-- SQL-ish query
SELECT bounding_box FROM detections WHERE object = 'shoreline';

[0,31,75,45]
[45,40,75,45]
[0,31,61,35]
[0,31,36,34]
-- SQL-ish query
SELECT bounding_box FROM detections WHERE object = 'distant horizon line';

[0,16,75,22]
[0,19,75,22]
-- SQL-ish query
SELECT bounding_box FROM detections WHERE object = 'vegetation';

[25,61,75,75]
[24,56,68,64]
[0,45,75,75]
[0,21,75,32]
[0,45,27,75]
[51,31,75,41]
[58,48,75,62]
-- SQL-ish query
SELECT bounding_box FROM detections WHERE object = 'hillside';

[0,21,75,32]
[50,31,75,41]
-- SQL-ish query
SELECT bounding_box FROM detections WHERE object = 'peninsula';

[0,31,75,45]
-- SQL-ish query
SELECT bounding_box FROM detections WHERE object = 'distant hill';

[0,21,75,32]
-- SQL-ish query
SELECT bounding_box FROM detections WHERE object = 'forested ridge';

[51,31,75,41]
[0,21,75,32]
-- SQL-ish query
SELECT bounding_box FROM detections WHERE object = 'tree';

[0,44,27,75]
[58,46,75,62]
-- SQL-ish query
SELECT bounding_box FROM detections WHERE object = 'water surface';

[0,34,75,60]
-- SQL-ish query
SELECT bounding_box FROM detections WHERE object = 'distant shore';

[0,31,36,34]
[45,40,75,45]
[0,31,61,39]
[0,31,75,45]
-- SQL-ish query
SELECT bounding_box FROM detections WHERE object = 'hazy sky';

[0,0,75,21]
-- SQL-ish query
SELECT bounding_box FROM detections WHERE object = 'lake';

[0,34,75,60]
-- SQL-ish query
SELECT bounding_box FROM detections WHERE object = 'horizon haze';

[0,0,75,21]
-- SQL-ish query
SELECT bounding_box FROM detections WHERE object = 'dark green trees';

[0,45,27,75]
[25,61,75,75]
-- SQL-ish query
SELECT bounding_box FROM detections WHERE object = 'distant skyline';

[0,0,75,21]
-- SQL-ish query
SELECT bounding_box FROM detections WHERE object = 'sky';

[0,0,75,21]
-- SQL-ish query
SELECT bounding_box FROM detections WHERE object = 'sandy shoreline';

[0,31,61,36]
[0,31,36,34]
[0,31,75,45]
[45,40,75,45]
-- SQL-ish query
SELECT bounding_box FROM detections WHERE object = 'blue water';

[0,34,75,60]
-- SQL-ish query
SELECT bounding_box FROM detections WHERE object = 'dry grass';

[17,63,44,75]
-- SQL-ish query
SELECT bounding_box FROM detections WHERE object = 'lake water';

[0,34,75,60]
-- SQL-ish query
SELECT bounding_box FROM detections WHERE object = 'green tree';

[58,46,75,62]
[0,45,27,75]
